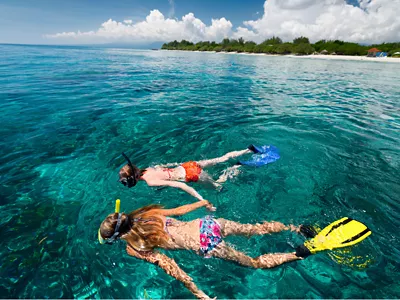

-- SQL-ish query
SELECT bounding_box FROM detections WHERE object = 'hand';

[201,296,216,300]
[202,200,216,212]
[126,245,136,256]
[195,290,214,300]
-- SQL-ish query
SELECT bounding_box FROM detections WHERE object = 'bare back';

[142,166,186,182]
[159,216,201,252]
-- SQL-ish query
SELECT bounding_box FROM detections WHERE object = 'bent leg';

[210,242,301,269]
[198,149,251,168]
[216,165,242,183]
[217,219,299,236]
[198,170,223,190]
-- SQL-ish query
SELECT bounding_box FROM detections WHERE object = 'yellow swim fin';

[296,217,371,257]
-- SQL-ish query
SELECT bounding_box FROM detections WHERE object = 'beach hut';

[367,48,387,57]
[320,49,329,55]
[367,48,380,57]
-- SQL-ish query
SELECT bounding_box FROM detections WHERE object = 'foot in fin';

[299,225,318,238]
[300,217,371,256]
[240,146,280,167]
[248,144,280,154]
[248,144,261,153]
[295,245,312,258]
[248,144,268,154]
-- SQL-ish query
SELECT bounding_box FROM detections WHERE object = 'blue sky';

[0,0,264,44]
[0,0,398,45]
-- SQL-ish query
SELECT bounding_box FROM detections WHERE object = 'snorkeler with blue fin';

[118,144,280,201]
[98,199,371,299]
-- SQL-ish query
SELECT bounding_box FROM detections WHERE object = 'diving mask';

[120,152,138,188]
[98,199,122,245]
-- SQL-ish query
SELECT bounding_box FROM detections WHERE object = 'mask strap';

[106,213,122,244]
[122,152,135,172]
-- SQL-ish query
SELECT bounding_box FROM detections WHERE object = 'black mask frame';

[121,152,137,188]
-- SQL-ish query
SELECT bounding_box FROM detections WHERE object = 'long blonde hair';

[99,205,169,251]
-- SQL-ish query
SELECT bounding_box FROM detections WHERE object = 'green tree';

[337,43,366,56]
[222,38,230,47]
[313,40,327,52]
[229,39,239,45]
[244,41,256,52]
[263,36,282,45]
[171,40,179,47]
[389,49,400,57]
[294,43,314,55]
[293,36,310,44]
[253,44,263,53]
[161,37,400,57]
[276,43,294,54]
[334,40,345,45]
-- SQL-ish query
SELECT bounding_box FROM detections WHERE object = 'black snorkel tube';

[121,152,138,188]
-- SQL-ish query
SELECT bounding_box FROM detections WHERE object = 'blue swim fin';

[248,144,278,154]
[240,145,280,167]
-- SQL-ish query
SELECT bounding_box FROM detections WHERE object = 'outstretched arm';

[147,179,204,201]
[158,200,214,216]
[126,247,211,299]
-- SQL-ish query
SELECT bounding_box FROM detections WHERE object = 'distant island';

[161,37,400,57]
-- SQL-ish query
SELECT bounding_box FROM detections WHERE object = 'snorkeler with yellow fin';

[98,199,372,299]
[296,217,372,257]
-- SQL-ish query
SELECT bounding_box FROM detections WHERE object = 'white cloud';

[45,10,232,44]
[240,0,400,44]
[45,0,400,44]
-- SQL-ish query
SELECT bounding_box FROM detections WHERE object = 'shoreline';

[288,54,400,63]
[163,49,400,63]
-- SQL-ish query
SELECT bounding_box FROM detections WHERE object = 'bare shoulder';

[143,167,155,174]
[141,169,156,181]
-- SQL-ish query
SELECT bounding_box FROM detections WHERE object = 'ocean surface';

[1,44,399,299]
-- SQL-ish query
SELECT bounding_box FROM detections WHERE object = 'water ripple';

[0,45,399,298]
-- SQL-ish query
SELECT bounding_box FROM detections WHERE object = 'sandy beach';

[289,54,400,63]
[230,51,400,63]
[172,50,400,63]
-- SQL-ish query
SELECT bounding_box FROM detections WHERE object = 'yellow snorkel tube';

[115,199,121,213]
[98,199,121,244]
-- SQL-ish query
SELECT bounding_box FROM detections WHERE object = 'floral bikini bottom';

[199,216,223,256]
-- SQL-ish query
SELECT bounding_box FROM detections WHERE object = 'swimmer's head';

[119,153,145,188]
[99,205,169,251]
[119,164,142,188]
[98,212,131,244]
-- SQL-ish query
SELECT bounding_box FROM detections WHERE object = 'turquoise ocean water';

[1,44,399,299]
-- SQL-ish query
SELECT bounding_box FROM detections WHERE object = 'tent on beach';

[367,48,387,57]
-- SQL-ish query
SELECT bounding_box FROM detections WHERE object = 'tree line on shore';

[161,37,400,57]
